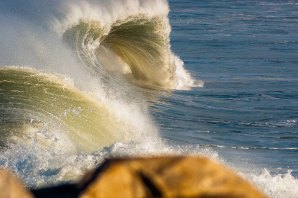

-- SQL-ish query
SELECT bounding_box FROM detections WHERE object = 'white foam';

[173,55,204,90]
[2,130,298,198]
[0,137,220,188]
[247,169,298,198]
[51,0,170,35]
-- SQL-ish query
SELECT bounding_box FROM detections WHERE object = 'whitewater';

[0,0,297,197]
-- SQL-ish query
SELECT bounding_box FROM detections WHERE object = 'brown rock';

[79,156,266,198]
[0,169,33,198]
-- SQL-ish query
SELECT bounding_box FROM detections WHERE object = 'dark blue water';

[154,0,298,177]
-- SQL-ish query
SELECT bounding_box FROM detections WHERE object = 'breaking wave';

[0,0,198,157]
[0,67,111,152]
[57,0,199,89]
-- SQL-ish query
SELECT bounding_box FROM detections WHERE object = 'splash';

[247,169,298,198]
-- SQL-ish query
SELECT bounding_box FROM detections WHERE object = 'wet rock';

[79,156,266,198]
[0,169,33,198]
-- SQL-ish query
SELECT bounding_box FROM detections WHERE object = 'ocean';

[0,0,297,197]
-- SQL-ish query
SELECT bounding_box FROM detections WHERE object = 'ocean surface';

[0,0,297,197]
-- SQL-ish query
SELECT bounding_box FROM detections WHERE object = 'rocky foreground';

[0,156,266,198]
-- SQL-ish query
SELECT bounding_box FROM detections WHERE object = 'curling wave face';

[63,16,176,89]
[54,0,199,89]
[0,67,126,152]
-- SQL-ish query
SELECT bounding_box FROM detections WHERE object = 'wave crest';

[57,0,199,89]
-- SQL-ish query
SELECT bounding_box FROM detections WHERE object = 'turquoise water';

[157,0,298,176]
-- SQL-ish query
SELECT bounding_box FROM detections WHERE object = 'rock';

[31,183,79,198]
[0,169,33,198]
[79,156,266,198]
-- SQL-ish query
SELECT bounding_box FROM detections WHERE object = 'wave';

[0,0,181,162]
[0,67,137,152]
[63,17,174,88]
[0,0,228,191]
[54,0,200,89]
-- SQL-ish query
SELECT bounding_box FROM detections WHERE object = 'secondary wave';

[0,67,130,152]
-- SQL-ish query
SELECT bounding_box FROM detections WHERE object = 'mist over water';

[0,0,297,197]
